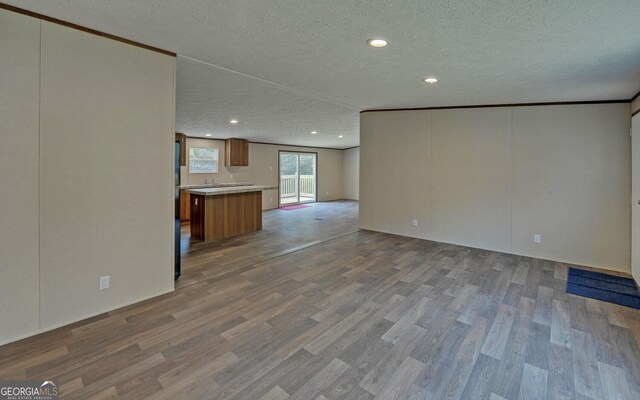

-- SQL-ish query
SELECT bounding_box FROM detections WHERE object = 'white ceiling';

[7,0,640,148]
[176,56,360,148]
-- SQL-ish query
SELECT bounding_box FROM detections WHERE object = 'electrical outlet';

[99,276,110,290]
[270,197,273,202]
[326,192,329,195]
[533,234,541,244]
[412,219,418,226]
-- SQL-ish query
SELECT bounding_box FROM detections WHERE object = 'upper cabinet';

[226,138,249,166]
[175,133,186,166]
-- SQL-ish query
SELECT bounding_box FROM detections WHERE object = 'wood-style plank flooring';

[2,201,640,399]
[178,201,359,288]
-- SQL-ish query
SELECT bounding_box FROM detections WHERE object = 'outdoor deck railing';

[280,175,315,198]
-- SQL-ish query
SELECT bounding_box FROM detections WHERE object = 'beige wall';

[360,111,432,238]
[183,138,251,185]
[361,104,631,273]
[184,138,344,210]
[511,106,630,271]
[432,108,513,252]
[632,113,640,285]
[0,9,176,344]
[630,88,639,284]
[342,147,360,200]
[0,10,41,343]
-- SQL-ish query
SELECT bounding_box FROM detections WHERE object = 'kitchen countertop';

[186,185,278,196]
[178,182,254,189]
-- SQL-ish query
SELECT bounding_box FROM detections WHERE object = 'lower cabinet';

[180,190,190,222]
[190,192,262,241]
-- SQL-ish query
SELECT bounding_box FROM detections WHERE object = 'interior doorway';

[279,151,317,206]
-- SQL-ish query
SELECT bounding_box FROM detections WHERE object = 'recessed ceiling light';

[338,135,344,138]
[367,38,388,48]
[311,131,317,134]
[230,119,238,124]
[205,134,212,137]
[424,77,438,84]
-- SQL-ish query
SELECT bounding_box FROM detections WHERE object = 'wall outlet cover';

[533,234,542,244]
[99,276,110,290]
[412,219,418,226]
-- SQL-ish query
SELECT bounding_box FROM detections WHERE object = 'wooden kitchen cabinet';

[180,190,190,222]
[225,138,249,166]
[190,191,262,241]
[175,133,187,166]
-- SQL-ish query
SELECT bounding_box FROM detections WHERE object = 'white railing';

[300,175,315,197]
[281,175,297,198]
[280,175,315,199]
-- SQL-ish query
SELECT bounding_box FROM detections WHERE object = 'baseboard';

[358,225,631,277]
[0,329,43,347]
[0,288,174,347]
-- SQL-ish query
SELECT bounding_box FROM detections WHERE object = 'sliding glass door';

[279,151,317,206]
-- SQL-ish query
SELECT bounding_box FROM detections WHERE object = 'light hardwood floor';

[1,201,639,399]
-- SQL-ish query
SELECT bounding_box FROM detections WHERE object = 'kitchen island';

[187,185,277,241]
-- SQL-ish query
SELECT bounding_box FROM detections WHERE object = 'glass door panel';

[298,154,316,203]
[280,153,299,205]
[279,152,317,206]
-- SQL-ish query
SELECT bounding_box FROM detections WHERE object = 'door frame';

[278,150,318,207]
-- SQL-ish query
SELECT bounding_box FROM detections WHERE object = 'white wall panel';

[342,147,359,200]
[511,105,630,272]
[0,9,41,344]
[360,111,431,238]
[431,108,512,253]
[361,103,631,273]
[38,21,176,330]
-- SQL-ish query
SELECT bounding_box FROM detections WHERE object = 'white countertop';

[178,182,254,189]
[186,185,278,196]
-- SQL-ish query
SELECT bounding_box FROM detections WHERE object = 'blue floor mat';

[568,275,639,296]
[566,267,640,309]
[568,267,636,287]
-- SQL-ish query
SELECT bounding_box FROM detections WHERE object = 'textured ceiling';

[176,56,359,147]
[7,0,640,148]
